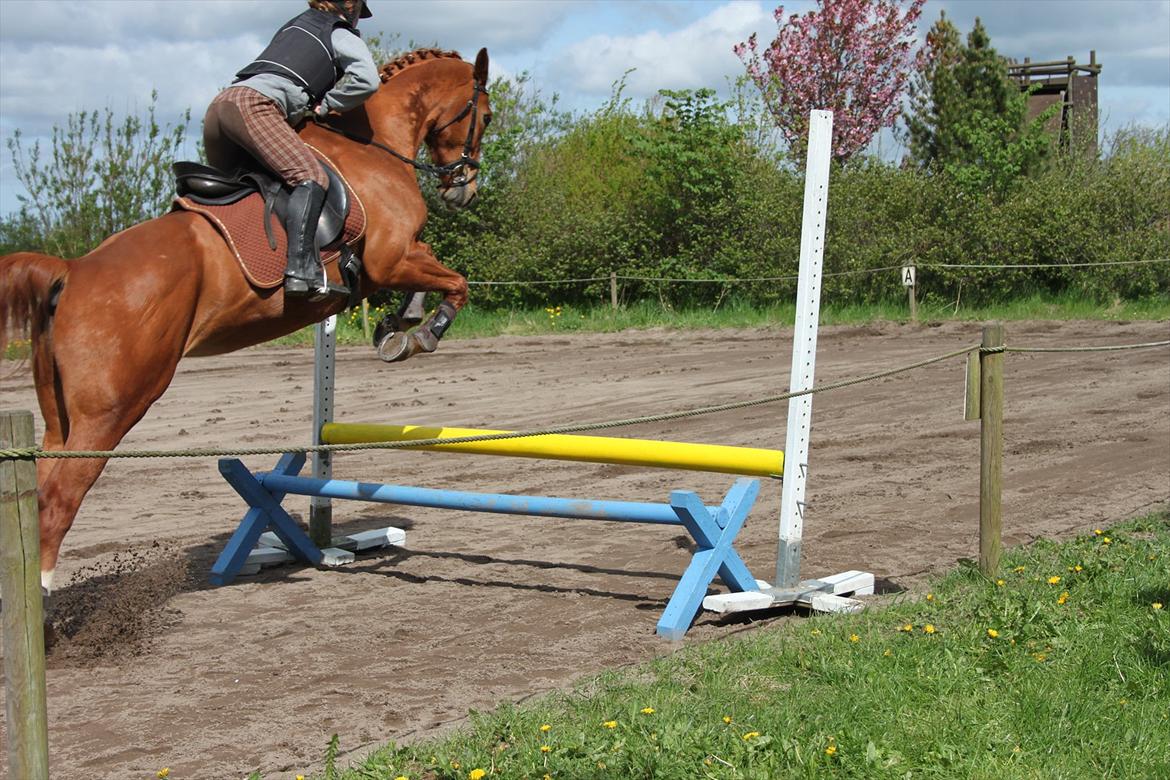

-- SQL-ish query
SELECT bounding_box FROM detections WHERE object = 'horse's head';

[423,48,492,209]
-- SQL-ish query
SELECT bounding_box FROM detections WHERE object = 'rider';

[203,0,378,298]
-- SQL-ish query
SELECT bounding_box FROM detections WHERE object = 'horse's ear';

[473,48,489,87]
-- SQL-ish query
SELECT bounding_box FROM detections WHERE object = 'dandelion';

[1154,603,1164,610]
[394,776,408,780]
[996,579,1005,587]
[723,715,732,724]
[849,634,860,643]
[810,628,821,636]
[1013,565,1026,573]
[641,707,655,715]
[1033,653,1047,662]
[540,745,552,753]
[923,624,936,634]
[987,628,999,639]
[1074,565,1083,572]
[157,770,170,779]
[1057,592,1069,605]
[603,720,617,729]
[900,623,913,632]
[540,724,551,732]
[883,648,892,657]
[1093,529,1103,536]
[825,744,837,756]
[451,762,461,770]
[469,770,486,780]
[1102,537,1112,545]
[742,731,760,741]
[926,593,934,601]
[1047,576,1061,585]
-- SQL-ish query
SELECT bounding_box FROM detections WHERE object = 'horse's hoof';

[372,314,404,348]
[376,330,412,363]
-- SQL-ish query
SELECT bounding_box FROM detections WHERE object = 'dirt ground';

[1,319,1168,779]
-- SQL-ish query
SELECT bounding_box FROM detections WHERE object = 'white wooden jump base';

[213,110,871,638]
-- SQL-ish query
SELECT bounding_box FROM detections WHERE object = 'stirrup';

[285,266,349,302]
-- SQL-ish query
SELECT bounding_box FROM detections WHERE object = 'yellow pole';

[321,423,783,478]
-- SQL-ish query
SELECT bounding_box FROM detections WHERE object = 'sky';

[1,0,1167,216]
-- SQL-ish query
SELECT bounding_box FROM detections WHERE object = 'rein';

[313,80,487,186]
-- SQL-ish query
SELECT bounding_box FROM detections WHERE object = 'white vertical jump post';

[703,110,873,618]
[309,316,336,547]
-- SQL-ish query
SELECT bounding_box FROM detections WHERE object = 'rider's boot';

[283,180,327,298]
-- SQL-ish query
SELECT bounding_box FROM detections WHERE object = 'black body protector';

[234,8,356,101]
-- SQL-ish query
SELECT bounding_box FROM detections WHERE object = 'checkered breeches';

[203,86,327,188]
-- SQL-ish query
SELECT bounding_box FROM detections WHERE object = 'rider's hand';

[313,103,331,121]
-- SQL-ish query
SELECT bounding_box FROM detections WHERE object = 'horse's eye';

[482,114,492,128]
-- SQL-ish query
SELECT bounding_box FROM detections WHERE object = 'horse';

[0,48,493,593]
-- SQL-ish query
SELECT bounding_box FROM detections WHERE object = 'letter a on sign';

[901,266,916,287]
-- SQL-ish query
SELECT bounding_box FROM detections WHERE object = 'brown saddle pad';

[172,147,366,289]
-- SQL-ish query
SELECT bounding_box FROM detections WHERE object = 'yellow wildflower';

[469,770,486,780]
[926,593,934,601]
[1033,653,1046,662]
[849,634,860,643]
[603,720,617,729]
[1102,537,1112,544]
[1047,576,1061,585]
[996,579,1005,587]
[540,745,551,753]
[1093,529,1103,535]
[1013,565,1026,573]
[901,623,913,632]
[1154,603,1164,610]
[157,771,170,780]
[883,648,892,657]
[394,776,408,780]
[540,724,551,732]
[923,624,936,634]
[1074,565,1083,572]
[825,744,837,756]
[810,628,821,636]
[742,731,760,741]
[641,707,655,715]
[987,628,999,638]
[1057,592,1069,605]
[722,716,732,724]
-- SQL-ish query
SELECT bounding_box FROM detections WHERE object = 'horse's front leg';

[372,242,468,363]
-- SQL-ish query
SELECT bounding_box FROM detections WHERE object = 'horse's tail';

[0,251,68,370]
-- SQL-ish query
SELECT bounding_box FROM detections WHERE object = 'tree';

[903,16,1054,196]
[5,91,190,258]
[735,0,925,162]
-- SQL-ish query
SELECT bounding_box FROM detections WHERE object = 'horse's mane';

[378,48,464,83]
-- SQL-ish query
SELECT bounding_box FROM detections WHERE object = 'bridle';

[313,79,488,187]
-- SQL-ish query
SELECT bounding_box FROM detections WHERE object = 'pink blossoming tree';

[735,0,925,162]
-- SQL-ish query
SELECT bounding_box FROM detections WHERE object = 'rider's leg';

[203,87,331,296]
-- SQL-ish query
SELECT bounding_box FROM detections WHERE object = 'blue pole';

[259,473,690,525]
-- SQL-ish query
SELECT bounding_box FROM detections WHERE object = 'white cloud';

[554,1,772,98]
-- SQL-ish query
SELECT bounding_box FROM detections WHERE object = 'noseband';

[313,79,488,186]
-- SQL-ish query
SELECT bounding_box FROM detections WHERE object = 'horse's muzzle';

[440,182,478,209]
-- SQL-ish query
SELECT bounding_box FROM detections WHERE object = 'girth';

[172,160,350,249]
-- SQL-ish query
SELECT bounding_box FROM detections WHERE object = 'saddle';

[171,148,365,299]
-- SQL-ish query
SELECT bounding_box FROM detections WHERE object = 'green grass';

[296,511,1170,780]
[269,292,1170,348]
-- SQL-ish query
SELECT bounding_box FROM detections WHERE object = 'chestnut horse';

[0,48,492,592]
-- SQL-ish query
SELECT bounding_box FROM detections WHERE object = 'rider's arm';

[319,28,379,114]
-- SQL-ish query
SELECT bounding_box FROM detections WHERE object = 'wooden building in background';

[1007,52,1102,156]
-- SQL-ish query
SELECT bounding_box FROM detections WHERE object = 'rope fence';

[3,338,1166,463]
[463,257,1170,289]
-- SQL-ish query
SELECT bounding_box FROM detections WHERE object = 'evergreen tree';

[903,16,1054,196]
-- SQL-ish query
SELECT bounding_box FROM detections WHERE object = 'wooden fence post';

[979,324,1004,576]
[610,272,618,310]
[1,410,50,779]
